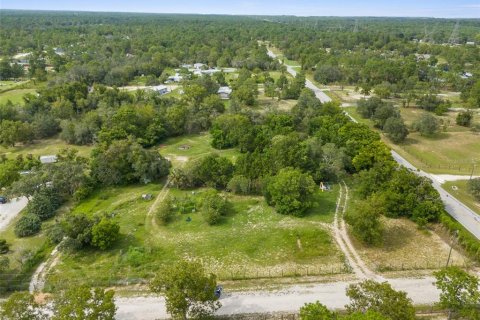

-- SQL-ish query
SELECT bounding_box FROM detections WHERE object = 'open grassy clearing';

[0,138,93,160]
[348,216,468,273]
[443,180,480,215]
[158,133,240,167]
[0,80,30,92]
[44,182,343,290]
[0,88,37,105]
[344,106,480,175]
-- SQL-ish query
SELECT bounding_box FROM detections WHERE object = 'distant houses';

[218,86,232,100]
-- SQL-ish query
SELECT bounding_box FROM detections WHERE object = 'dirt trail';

[331,183,381,281]
[29,245,61,293]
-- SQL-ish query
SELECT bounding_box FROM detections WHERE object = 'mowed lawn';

[45,184,342,290]
[0,88,36,105]
[443,180,480,215]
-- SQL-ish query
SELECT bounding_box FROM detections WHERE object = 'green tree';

[265,168,316,216]
[434,267,480,320]
[26,187,62,221]
[156,195,175,225]
[383,117,409,143]
[346,195,384,246]
[14,214,41,237]
[91,218,120,250]
[456,110,473,127]
[0,292,45,320]
[52,286,116,320]
[201,189,229,225]
[412,113,439,136]
[468,178,480,201]
[0,160,21,188]
[346,280,415,320]
[299,301,336,320]
[150,260,221,319]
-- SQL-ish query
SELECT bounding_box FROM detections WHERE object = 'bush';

[0,239,9,254]
[227,175,251,195]
[346,196,384,246]
[201,189,228,225]
[412,113,439,136]
[383,117,408,143]
[91,218,120,250]
[467,178,480,201]
[264,168,316,216]
[26,187,62,221]
[156,196,175,225]
[14,214,41,237]
[456,111,473,127]
[440,213,480,261]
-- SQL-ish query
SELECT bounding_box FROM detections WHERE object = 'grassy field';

[0,80,30,92]
[158,133,240,167]
[349,216,468,273]
[443,180,480,215]
[344,107,480,175]
[0,88,37,105]
[44,182,343,290]
[0,138,93,160]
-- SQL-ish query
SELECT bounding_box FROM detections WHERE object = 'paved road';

[338,92,480,239]
[0,197,28,232]
[391,151,480,239]
[267,49,332,103]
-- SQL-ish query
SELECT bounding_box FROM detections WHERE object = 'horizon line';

[1,8,479,19]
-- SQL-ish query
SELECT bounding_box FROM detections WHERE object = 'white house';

[166,73,183,83]
[40,155,58,164]
[218,86,232,100]
[194,63,205,69]
[152,85,168,95]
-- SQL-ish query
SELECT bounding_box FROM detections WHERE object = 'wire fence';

[373,259,468,272]
[216,264,350,281]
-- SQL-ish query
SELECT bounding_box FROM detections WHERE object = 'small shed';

[40,155,57,164]
[152,85,168,95]
[218,86,232,100]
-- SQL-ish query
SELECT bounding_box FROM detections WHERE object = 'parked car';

[0,196,7,204]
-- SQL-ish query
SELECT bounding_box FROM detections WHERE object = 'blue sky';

[1,0,480,18]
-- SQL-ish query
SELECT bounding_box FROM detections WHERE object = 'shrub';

[0,239,9,254]
[91,218,120,250]
[14,214,41,237]
[456,111,473,127]
[156,196,175,225]
[412,113,439,136]
[26,187,62,221]
[201,189,228,225]
[227,175,251,195]
[467,178,480,201]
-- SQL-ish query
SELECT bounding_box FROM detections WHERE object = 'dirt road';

[115,277,440,320]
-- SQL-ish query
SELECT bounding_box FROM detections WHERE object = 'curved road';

[268,46,480,239]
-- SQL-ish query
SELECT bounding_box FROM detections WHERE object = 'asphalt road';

[267,49,332,103]
[391,151,480,239]
[0,197,28,231]
[344,107,480,239]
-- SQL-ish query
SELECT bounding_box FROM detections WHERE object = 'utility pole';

[469,161,476,180]
[446,230,458,267]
